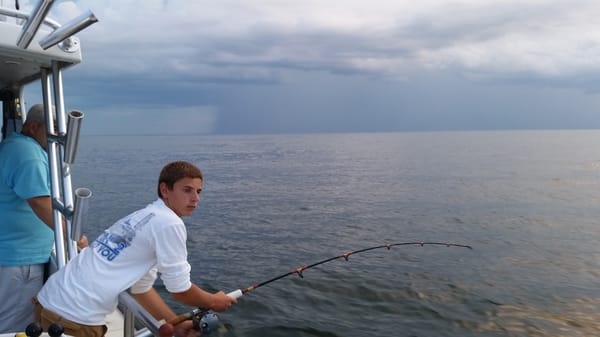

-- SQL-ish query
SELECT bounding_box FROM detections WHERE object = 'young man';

[36,161,236,337]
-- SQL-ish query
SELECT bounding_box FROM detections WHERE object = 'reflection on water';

[472,298,600,337]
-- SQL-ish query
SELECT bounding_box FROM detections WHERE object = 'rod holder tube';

[64,110,83,164]
[71,187,91,241]
[39,10,98,50]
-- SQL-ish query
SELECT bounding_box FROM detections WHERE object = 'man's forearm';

[27,195,54,228]
[131,288,177,322]
[170,284,214,308]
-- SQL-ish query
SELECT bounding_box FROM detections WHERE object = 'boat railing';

[119,293,163,337]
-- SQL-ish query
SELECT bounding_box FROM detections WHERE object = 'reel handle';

[164,309,220,335]
[167,313,191,326]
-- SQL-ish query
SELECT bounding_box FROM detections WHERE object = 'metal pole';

[41,67,67,268]
[118,292,161,337]
[51,61,78,259]
[16,0,54,49]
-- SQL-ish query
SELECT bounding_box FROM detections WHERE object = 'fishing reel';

[164,307,221,336]
[189,308,220,335]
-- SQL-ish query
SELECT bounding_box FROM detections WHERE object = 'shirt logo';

[92,212,155,261]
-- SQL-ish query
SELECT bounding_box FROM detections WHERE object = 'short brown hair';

[157,161,203,199]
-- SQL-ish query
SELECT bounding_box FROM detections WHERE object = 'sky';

[18,0,600,135]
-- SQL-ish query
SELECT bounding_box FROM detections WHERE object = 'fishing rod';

[226,241,472,299]
[163,241,472,335]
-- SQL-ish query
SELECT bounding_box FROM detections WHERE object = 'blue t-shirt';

[0,133,53,265]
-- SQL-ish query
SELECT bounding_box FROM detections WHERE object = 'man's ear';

[159,182,169,198]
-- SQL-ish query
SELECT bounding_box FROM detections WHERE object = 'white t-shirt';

[37,199,192,325]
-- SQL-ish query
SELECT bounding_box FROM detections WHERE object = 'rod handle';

[167,289,241,326]
[227,289,243,299]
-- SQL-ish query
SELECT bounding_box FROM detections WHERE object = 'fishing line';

[165,241,472,333]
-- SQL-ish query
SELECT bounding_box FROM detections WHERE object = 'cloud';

[411,2,600,78]
[36,0,598,83]
[16,0,600,134]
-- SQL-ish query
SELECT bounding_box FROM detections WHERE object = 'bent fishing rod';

[165,241,472,331]
[226,241,472,299]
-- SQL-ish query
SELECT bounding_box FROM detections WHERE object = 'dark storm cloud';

[20,0,600,135]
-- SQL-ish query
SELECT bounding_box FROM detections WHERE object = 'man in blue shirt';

[0,104,57,333]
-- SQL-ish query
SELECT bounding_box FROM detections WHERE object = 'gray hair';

[24,104,46,125]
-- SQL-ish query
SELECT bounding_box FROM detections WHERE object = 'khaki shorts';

[32,297,107,337]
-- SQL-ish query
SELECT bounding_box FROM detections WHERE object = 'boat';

[0,2,168,337]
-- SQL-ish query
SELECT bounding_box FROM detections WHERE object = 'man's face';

[160,177,202,216]
[33,122,48,150]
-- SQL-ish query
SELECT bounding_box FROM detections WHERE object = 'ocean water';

[70,130,600,337]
